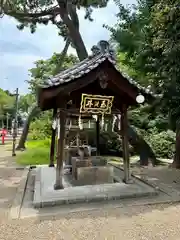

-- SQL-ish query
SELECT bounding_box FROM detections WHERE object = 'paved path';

[0,146,24,219]
[0,147,180,239]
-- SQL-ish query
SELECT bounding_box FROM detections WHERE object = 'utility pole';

[6,112,9,131]
[12,88,19,157]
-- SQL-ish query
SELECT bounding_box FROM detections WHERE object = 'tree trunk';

[58,2,88,61]
[16,105,40,150]
[171,126,180,168]
[114,123,157,166]
[127,126,157,166]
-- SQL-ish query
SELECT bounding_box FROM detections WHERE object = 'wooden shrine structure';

[37,41,154,190]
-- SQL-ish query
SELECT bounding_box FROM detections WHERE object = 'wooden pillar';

[96,116,100,155]
[49,108,57,167]
[121,104,131,183]
[54,109,66,190]
[76,131,80,147]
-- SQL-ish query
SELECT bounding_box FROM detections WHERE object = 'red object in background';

[0,129,7,145]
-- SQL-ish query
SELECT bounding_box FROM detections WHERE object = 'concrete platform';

[33,166,158,208]
[77,166,114,185]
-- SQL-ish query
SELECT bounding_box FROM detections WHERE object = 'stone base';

[72,158,90,179]
[72,156,107,180]
[33,166,158,208]
[77,166,114,185]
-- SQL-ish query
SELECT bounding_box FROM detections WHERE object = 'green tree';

[105,1,160,165]
[18,94,36,114]
[106,0,160,90]
[150,0,180,167]
[1,0,110,61]
[0,88,15,128]
[28,53,78,93]
[0,88,13,114]
[108,0,180,166]
[16,52,78,149]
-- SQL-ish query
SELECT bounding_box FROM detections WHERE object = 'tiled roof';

[41,52,157,97]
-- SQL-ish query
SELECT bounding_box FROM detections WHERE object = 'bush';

[145,129,175,159]
[88,130,124,156]
[29,112,52,140]
[100,131,122,155]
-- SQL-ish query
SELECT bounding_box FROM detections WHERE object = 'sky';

[0,0,136,94]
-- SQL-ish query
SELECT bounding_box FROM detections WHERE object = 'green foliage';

[27,52,78,140]
[0,88,14,115]
[88,128,133,156]
[28,53,78,93]
[17,139,51,165]
[109,0,180,132]
[0,88,16,128]
[29,111,52,140]
[129,105,169,132]
[106,0,157,88]
[150,0,180,130]
[129,104,174,158]
[99,131,122,155]
[145,130,175,159]
[105,0,180,160]
[18,94,35,114]
[2,0,109,36]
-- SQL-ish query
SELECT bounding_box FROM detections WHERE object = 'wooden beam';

[49,108,57,167]
[121,104,132,183]
[106,64,137,102]
[54,109,66,190]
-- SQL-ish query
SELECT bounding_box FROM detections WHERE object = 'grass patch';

[16,139,52,166]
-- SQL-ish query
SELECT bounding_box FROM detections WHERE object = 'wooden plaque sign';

[80,94,114,114]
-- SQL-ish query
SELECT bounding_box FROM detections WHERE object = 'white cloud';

[1,53,43,68]
[0,0,137,93]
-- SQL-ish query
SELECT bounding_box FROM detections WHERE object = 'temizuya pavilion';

[37,41,153,190]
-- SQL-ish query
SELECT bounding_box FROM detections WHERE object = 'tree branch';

[4,6,60,19]
[53,39,71,75]
[57,1,88,60]
[68,3,79,30]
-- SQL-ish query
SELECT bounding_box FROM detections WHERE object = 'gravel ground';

[0,146,180,240]
[0,203,180,240]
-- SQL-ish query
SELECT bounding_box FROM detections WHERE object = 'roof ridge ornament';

[91,45,101,56]
[91,40,116,62]
[97,40,110,53]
